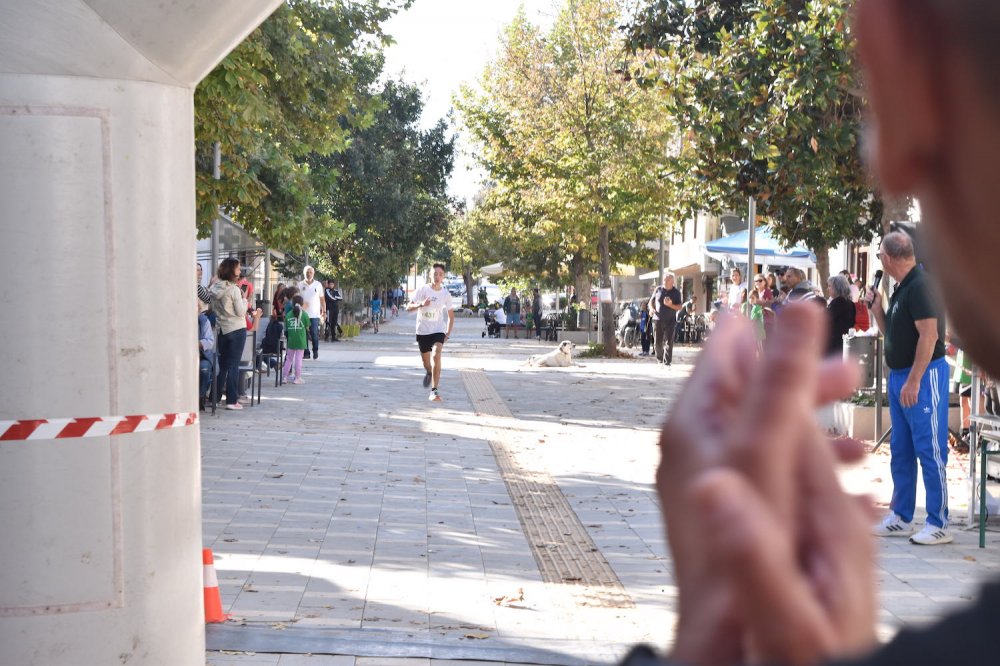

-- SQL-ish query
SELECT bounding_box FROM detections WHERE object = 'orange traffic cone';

[203,548,229,623]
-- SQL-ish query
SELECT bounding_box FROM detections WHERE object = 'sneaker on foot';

[872,512,915,537]
[429,389,441,402]
[422,372,432,388]
[225,402,243,411]
[292,378,304,385]
[910,524,953,545]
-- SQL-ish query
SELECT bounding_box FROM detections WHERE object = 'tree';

[627,0,883,284]
[194,0,407,250]
[456,0,674,355]
[319,79,456,290]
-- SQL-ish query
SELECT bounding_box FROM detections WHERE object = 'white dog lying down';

[526,340,579,367]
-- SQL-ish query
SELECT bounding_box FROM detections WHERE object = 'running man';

[407,263,455,401]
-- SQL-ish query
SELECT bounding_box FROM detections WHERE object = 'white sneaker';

[872,512,915,537]
[429,389,441,402]
[909,524,953,545]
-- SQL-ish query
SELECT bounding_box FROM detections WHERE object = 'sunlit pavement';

[203,312,1000,666]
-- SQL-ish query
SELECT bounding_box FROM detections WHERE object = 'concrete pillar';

[0,1,281,664]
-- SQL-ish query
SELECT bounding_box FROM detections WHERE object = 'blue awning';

[704,226,816,268]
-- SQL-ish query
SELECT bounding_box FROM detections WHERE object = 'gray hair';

[785,267,806,281]
[663,272,676,283]
[881,231,914,260]
[827,274,852,300]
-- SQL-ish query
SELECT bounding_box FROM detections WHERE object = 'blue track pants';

[888,356,950,527]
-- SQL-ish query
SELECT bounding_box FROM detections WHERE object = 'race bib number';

[421,309,441,321]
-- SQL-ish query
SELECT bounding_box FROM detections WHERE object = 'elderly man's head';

[857,0,1000,375]
[663,273,676,288]
[877,231,916,281]
[783,268,803,289]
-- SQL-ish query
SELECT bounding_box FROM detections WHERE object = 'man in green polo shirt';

[868,231,951,545]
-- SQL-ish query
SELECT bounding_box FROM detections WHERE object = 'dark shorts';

[417,333,446,354]
[960,384,972,398]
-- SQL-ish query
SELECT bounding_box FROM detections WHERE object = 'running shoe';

[909,524,953,545]
[292,378,305,385]
[429,389,441,402]
[872,512,915,537]
[225,402,243,411]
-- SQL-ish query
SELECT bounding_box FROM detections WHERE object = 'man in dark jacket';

[324,279,343,341]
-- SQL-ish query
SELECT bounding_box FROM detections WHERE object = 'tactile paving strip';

[461,369,634,609]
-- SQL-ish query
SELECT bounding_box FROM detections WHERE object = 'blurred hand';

[660,305,875,666]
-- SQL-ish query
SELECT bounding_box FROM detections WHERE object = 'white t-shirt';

[413,284,453,335]
[728,282,747,309]
[298,279,324,318]
[493,308,507,326]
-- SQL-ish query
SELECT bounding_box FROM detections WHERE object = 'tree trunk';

[815,248,831,293]
[599,224,616,357]
[462,264,476,308]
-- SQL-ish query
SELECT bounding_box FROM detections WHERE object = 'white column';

[0,2,281,664]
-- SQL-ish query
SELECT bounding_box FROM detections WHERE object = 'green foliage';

[455,0,675,353]
[319,79,456,289]
[578,343,606,358]
[194,0,408,250]
[627,0,882,256]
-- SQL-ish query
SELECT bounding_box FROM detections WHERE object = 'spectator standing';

[869,231,951,545]
[324,279,342,341]
[727,267,747,312]
[826,274,856,357]
[271,283,287,320]
[766,271,780,299]
[297,266,325,359]
[638,300,651,357]
[197,304,215,411]
[282,285,298,315]
[503,287,522,339]
[854,278,871,331]
[751,274,774,309]
[531,288,543,341]
[370,291,382,333]
[648,273,682,366]
[947,333,974,441]
[282,295,309,385]
[209,257,248,411]
[197,263,211,314]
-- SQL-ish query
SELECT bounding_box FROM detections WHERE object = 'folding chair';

[237,330,262,406]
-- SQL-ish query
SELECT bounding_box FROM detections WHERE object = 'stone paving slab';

[203,312,1000,665]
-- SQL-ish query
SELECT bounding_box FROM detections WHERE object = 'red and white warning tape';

[0,413,199,442]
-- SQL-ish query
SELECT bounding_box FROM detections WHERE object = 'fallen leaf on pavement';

[492,588,525,606]
[464,633,490,640]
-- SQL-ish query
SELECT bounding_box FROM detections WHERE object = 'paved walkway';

[203,312,1000,666]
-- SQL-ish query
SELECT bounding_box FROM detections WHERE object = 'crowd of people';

[197,261,350,410]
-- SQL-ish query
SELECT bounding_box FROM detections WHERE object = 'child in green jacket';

[282,295,310,384]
